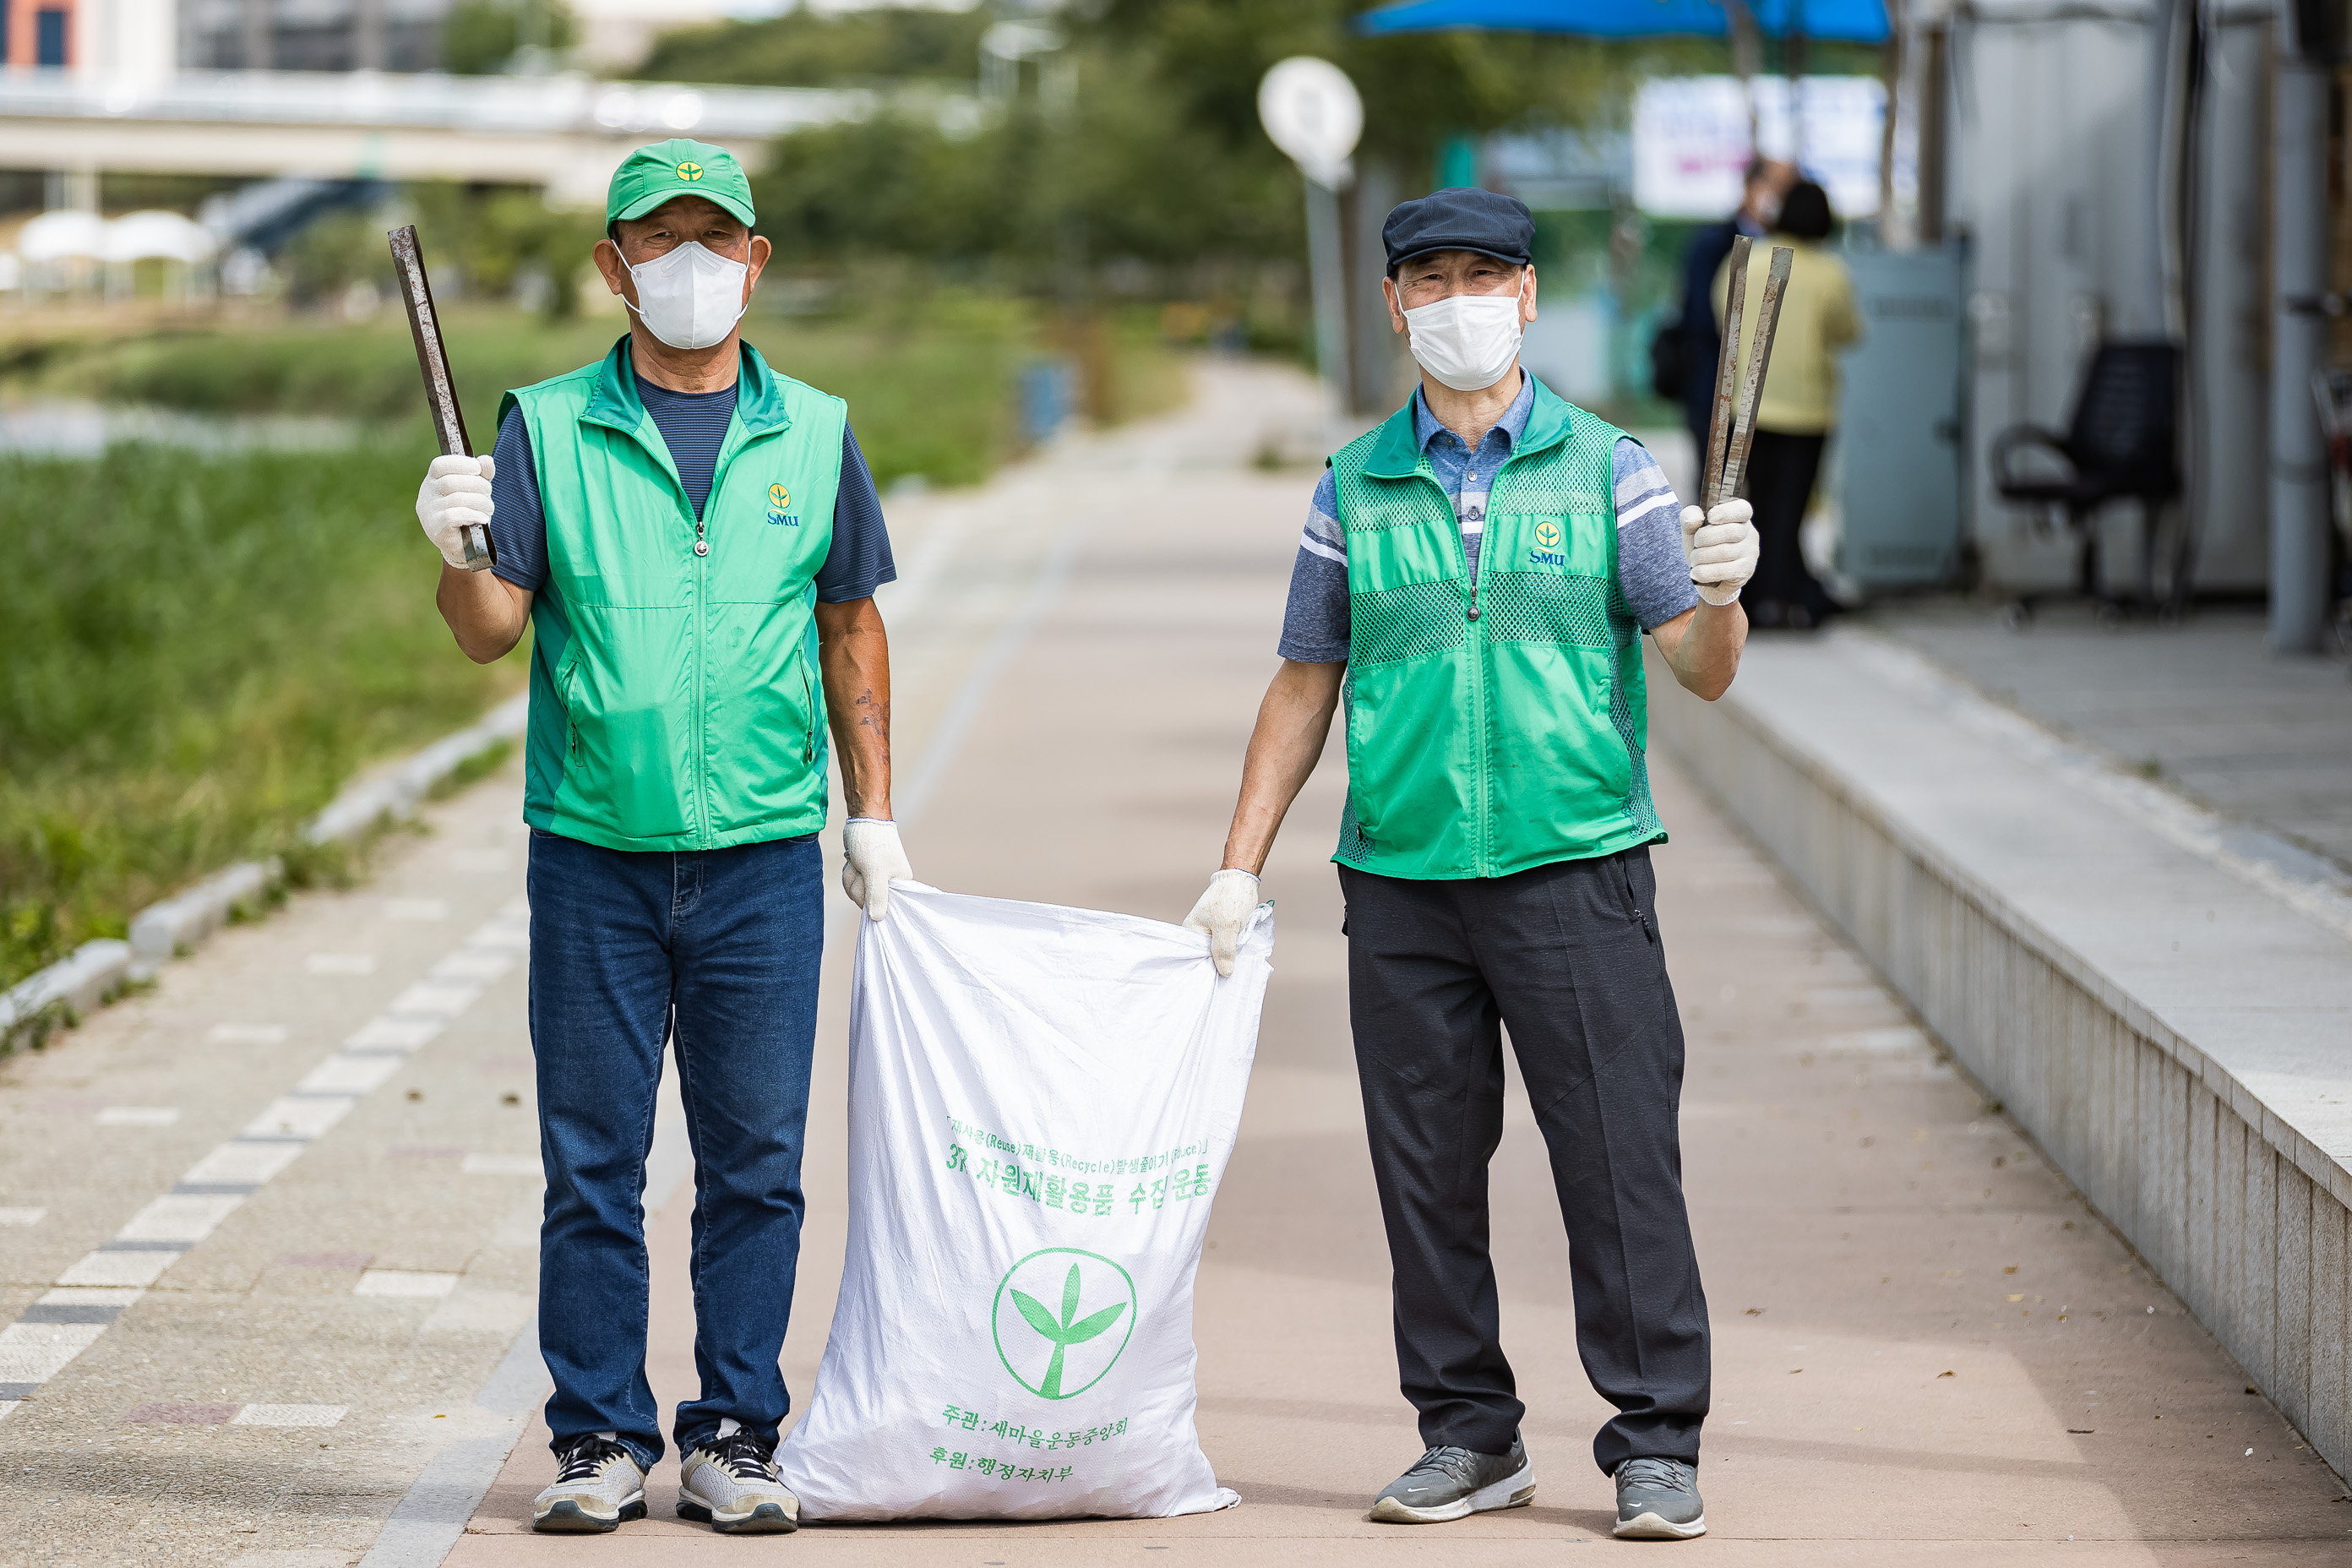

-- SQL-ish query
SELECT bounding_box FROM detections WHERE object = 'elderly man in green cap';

[415,139,911,1536]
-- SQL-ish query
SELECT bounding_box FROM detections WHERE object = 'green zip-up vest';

[1331,379,1663,879]
[501,338,844,852]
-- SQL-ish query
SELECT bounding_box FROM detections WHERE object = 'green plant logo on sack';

[993,1250,1136,1401]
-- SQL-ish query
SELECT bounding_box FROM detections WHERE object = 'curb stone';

[0,939,134,1049]
[128,858,283,978]
[1,692,528,1050]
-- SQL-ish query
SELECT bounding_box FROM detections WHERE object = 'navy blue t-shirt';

[487,373,896,605]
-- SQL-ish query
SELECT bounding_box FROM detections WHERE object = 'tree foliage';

[667,1,1734,276]
[443,0,578,75]
[640,5,991,87]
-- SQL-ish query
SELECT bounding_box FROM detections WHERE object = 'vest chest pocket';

[1484,509,1612,580]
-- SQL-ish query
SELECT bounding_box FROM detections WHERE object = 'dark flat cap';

[1383,188,1535,274]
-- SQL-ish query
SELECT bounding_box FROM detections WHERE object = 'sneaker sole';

[532,1495,647,1533]
[1614,1508,1707,1540]
[678,1499,800,1534]
[1369,1462,1536,1524]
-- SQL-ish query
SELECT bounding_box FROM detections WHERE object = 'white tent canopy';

[101,210,216,264]
[17,210,106,264]
[18,209,218,267]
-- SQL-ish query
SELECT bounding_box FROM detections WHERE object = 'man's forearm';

[1220,660,1343,875]
[817,599,892,819]
[436,566,530,664]
[1656,599,1746,701]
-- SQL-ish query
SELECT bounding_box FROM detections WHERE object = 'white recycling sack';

[776,882,1272,1521]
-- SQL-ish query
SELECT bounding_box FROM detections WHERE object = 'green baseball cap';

[607,139,756,229]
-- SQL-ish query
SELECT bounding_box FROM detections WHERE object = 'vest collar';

[1516,376,1578,458]
[1358,402,1429,480]
[580,336,794,440]
[1359,374,1580,480]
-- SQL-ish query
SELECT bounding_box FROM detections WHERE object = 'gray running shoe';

[532,1435,646,1533]
[1614,1455,1706,1539]
[678,1428,799,1534]
[1369,1433,1534,1524]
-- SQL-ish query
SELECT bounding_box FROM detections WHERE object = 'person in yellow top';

[1712,179,1863,629]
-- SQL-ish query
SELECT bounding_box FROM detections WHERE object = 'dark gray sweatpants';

[1340,847,1710,1474]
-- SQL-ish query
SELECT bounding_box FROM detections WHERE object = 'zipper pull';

[1467,579,1481,622]
[694,519,709,558]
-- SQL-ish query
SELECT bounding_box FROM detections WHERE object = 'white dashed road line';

[0,897,529,1420]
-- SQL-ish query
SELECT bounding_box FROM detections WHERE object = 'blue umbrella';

[1355,0,1890,45]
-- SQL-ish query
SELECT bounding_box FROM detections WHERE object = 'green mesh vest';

[501,339,844,852]
[1330,378,1664,879]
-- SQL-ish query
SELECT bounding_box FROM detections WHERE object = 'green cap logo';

[993,1249,1135,1401]
[607,139,755,228]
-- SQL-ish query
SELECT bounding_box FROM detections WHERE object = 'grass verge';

[0,436,514,990]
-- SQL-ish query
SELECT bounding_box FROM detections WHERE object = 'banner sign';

[1632,75,1895,220]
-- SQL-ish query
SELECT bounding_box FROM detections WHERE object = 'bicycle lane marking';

[0,896,530,1420]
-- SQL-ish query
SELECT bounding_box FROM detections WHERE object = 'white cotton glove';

[1680,498,1758,607]
[416,453,495,569]
[841,818,914,922]
[1181,868,1260,978]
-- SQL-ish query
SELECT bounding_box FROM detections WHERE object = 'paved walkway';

[1881,601,2352,875]
[3,362,2347,1565]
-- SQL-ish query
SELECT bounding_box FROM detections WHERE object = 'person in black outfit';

[1677,160,1794,462]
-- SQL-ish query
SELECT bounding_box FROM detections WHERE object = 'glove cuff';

[1211,868,1259,883]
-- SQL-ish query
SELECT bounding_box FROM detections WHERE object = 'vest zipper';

[692,499,709,844]
[1431,462,1492,876]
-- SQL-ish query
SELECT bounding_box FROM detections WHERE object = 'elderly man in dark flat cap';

[1182,188,1758,1542]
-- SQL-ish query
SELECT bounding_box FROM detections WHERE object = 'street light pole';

[1303,174,1352,422]
[1259,57,1365,426]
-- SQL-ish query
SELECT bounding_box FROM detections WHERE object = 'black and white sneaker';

[1369,1433,1534,1523]
[532,1434,646,1533]
[678,1425,799,1534]
[1614,1455,1706,1539]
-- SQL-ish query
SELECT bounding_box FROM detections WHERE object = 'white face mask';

[1402,272,1526,393]
[624,241,749,351]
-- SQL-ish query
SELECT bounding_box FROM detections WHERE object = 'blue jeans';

[526,828,823,1470]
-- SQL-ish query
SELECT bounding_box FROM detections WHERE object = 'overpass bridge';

[0,67,972,205]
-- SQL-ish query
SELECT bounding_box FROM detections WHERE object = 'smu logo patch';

[766,482,798,526]
[1527,519,1565,568]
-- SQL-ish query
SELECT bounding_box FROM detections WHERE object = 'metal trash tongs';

[1699,236,1796,513]
[388,224,496,572]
